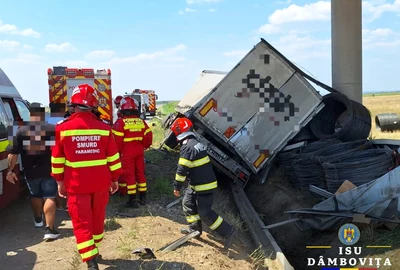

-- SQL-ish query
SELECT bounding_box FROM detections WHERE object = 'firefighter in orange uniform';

[112,96,153,208]
[51,84,122,270]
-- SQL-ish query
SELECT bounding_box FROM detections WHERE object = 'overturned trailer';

[161,38,392,269]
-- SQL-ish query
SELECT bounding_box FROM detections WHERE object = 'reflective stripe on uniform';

[186,214,201,223]
[52,167,64,174]
[107,153,119,162]
[81,248,98,260]
[123,137,143,142]
[127,184,136,194]
[65,159,107,168]
[119,183,127,187]
[77,239,95,250]
[112,130,124,137]
[178,156,210,168]
[93,233,104,247]
[144,128,151,135]
[51,157,66,164]
[175,174,186,182]
[190,181,218,192]
[109,162,122,171]
[209,216,223,230]
[61,129,110,137]
[138,182,147,192]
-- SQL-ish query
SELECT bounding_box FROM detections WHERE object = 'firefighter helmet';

[170,117,196,141]
[114,95,123,105]
[70,84,98,108]
[120,96,138,110]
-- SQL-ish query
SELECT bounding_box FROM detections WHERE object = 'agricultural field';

[363,92,400,139]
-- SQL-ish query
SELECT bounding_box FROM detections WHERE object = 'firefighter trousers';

[122,154,147,195]
[67,191,109,262]
[118,176,127,196]
[182,187,232,237]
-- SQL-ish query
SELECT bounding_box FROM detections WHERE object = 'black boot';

[180,221,202,239]
[139,192,146,205]
[124,194,139,208]
[86,257,99,270]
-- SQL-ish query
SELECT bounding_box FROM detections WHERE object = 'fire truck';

[47,67,114,124]
[132,89,158,116]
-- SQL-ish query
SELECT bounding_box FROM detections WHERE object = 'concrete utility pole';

[331,0,363,104]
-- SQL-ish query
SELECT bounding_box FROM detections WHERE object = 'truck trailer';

[162,39,325,187]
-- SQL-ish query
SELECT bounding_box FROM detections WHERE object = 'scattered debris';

[158,230,201,252]
[132,247,157,259]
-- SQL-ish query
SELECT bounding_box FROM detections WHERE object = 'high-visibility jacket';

[51,112,122,194]
[174,136,218,194]
[112,115,152,154]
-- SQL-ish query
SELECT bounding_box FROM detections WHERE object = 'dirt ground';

[0,148,264,270]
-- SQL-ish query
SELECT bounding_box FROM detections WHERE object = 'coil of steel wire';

[277,149,299,187]
[309,92,372,142]
[322,148,394,193]
[375,113,400,132]
[310,139,373,186]
[291,139,341,189]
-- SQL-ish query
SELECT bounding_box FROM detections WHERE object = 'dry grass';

[363,94,400,139]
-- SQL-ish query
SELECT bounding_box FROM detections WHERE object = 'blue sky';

[0,0,399,104]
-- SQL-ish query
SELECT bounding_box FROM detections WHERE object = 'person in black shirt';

[6,104,60,241]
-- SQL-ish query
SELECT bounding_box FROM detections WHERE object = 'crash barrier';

[322,147,394,193]
[375,113,400,132]
[309,92,372,142]
[288,139,340,189]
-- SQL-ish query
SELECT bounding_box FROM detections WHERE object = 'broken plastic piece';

[132,247,156,259]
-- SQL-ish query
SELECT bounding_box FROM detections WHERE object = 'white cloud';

[0,40,20,51]
[107,44,187,64]
[23,44,34,50]
[2,53,42,64]
[85,50,115,60]
[209,8,216,12]
[186,0,222,4]
[44,42,78,53]
[223,50,248,58]
[0,20,41,38]
[185,8,197,12]
[259,1,330,34]
[362,0,400,22]
[363,27,400,49]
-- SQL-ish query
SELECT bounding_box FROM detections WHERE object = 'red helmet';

[70,84,98,108]
[114,95,123,105]
[170,117,195,141]
[120,96,138,110]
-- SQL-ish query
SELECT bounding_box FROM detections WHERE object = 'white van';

[0,68,32,210]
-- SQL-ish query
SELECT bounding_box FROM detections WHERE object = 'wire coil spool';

[277,149,299,187]
[322,148,394,193]
[292,139,341,188]
[375,113,400,132]
[310,93,372,142]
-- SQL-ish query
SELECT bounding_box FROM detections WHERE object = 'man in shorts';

[6,104,60,241]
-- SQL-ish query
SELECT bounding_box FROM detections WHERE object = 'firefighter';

[113,95,123,123]
[170,117,236,249]
[112,96,152,207]
[64,101,75,118]
[51,84,122,270]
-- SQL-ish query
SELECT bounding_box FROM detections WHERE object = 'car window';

[14,100,30,121]
[2,100,14,122]
[0,102,10,139]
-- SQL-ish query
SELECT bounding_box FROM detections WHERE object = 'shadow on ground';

[101,258,195,270]
[0,195,72,269]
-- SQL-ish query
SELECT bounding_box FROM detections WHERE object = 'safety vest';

[112,115,153,153]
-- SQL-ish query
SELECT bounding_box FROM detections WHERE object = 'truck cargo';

[162,38,325,186]
[47,67,114,124]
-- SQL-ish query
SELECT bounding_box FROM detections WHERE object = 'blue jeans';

[26,177,58,199]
